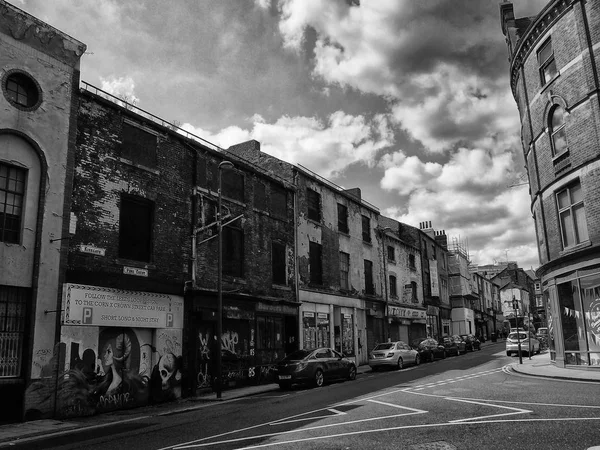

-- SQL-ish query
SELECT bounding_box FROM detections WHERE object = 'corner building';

[501,1,600,368]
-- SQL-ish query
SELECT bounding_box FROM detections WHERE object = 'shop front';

[388,305,427,345]
[188,294,298,394]
[35,283,185,419]
[543,264,600,368]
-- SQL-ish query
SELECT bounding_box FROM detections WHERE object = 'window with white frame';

[556,181,589,248]
[538,38,558,85]
[549,105,567,156]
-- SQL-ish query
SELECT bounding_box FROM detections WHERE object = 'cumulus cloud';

[100,76,139,105]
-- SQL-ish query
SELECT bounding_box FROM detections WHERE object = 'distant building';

[501,0,600,368]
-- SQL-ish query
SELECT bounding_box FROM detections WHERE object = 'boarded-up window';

[121,122,157,168]
[222,171,244,203]
[119,194,154,262]
[223,226,243,277]
[337,203,349,233]
[272,242,287,285]
[362,215,371,243]
[271,184,287,219]
[307,189,321,222]
[309,241,323,285]
[364,259,374,294]
[254,182,267,211]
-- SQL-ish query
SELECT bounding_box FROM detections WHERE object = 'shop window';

[341,314,354,357]
[364,259,374,295]
[222,170,244,203]
[223,226,244,277]
[270,184,287,219]
[119,194,154,262]
[254,181,266,211]
[307,188,321,222]
[271,241,286,285]
[121,121,157,168]
[538,38,558,85]
[0,286,28,378]
[557,280,587,365]
[556,181,589,248]
[361,215,371,243]
[0,163,26,244]
[387,245,395,262]
[339,251,350,290]
[257,316,283,350]
[580,273,600,366]
[302,312,317,350]
[309,241,322,285]
[549,105,567,156]
[337,203,349,233]
[317,313,330,347]
[389,275,397,297]
[3,71,41,110]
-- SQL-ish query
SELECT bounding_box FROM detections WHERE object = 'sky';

[18,0,550,270]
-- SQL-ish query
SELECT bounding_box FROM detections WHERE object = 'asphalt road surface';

[11,345,600,450]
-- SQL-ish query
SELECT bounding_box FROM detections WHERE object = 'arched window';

[549,105,567,156]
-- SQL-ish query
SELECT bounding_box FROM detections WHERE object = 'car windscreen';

[281,350,312,361]
[508,332,527,340]
[374,343,395,350]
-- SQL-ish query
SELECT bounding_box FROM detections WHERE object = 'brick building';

[0,1,85,422]
[501,0,600,368]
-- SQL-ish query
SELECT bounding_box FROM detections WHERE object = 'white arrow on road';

[446,397,532,422]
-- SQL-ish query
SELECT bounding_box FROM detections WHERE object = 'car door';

[331,349,346,378]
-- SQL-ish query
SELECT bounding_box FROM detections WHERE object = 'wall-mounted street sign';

[123,266,148,277]
[79,244,105,256]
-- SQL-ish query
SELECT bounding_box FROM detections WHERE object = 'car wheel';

[348,365,357,380]
[397,357,404,370]
[313,369,324,388]
[415,354,421,366]
[279,382,292,390]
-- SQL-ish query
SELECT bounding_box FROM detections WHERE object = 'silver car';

[506,331,541,356]
[369,341,420,371]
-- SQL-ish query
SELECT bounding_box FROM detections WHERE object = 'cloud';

[99,76,139,104]
[183,111,394,179]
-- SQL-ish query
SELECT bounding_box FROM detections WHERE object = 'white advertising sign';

[388,305,427,320]
[63,283,183,329]
[430,260,439,297]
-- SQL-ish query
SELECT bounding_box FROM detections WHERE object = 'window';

[257,316,283,350]
[222,170,244,203]
[121,122,157,168]
[557,182,588,248]
[272,242,287,285]
[361,215,371,243]
[223,226,244,277]
[254,182,266,211]
[340,251,350,290]
[387,245,395,262]
[549,105,567,156]
[270,184,287,219]
[538,39,558,85]
[389,275,397,297]
[0,163,25,244]
[337,203,349,233]
[0,286,29,377]
[119,195,154,262]
[4,71,40,109]
[307,189,321,222]
[364,259,374,295]
[409,254,416,270]
[411,281,418,303]
[309,241,323,285]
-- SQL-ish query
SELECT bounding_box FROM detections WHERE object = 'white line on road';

[446,397,532,422]
[367,400,428,415]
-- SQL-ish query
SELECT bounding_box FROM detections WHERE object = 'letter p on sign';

[82,307,93,324]
[166,313,173,327]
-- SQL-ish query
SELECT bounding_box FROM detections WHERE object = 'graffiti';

[150,352,182,402]
[98,392,131,409]
[196,363,211,389]
[226,370,245,381]
[198,332,211,360]
[222,331,239,354]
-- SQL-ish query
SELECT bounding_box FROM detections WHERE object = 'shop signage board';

[388,305,427,319]
[79,245,105,256]
[63,283,183,328]
[430,260,439,297]
[123,266,149,277]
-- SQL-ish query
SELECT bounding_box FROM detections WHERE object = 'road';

[11,344,600,450]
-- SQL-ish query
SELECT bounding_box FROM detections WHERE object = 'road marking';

[268,408,347,425]
[367,400,428,415]
[446,397,532,422]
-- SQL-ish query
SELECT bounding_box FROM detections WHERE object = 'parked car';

[275,347,356,389]
[438,336,461,357]
[460,334,481,351]
[410,338,447,362]
[369,341,420,371]
[450,335,467,355]
[506,331,541,356]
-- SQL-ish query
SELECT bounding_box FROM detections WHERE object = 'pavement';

[1,340,599,447]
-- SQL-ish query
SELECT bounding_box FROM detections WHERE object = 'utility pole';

[513,296,522,364]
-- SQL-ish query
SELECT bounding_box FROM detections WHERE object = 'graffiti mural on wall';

[195,323,280,391]
[25,326,183,419]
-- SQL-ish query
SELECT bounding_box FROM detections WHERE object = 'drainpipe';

[293,170,301,349]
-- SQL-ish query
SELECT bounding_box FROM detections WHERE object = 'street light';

[512,296,522,364]
[216,160,234,399]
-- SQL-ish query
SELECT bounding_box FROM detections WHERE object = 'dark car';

[460,334,481,351]
[437,336,461,356]
[450,335,467,354]
[411,338,447,362]
[274,347,356,389]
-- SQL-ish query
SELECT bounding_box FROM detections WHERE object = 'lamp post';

[513,296,522,364]
[215,160,234,399]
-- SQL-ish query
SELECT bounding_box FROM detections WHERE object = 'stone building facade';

[501,0,600,368]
